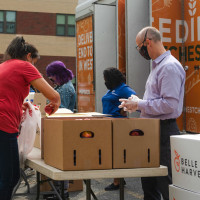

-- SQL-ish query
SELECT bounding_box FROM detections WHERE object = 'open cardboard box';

[48,112,110,118]
[32,93,47,149]
[43,117,112,170]
[112,118,160,169]
[41,113,109,159]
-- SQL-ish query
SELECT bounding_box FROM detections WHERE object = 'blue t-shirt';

[102,83,136,118]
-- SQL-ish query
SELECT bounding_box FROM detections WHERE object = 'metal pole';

[36,172,40,200]
[61,181,65,199]
[84,180,98,200]
[48,181,63,200]
[119,178,124,200]
[85,179,91,200]
[21,169,30,193]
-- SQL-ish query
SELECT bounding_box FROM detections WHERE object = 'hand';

[45,105,54,115]
[45,101,59,115]
[128,95,140,102]
[22,102,33,117]
[22,102,31,111]
[21,102,33,122]
[119,98,138,113]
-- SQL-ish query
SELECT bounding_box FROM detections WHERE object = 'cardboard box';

[44,118,112,170]
[34,117,45,152]
[40,175,83,192]
[169,184,200,200]
[41,112,106,159]
[32,93,47,149]
[33,93,47,117]
[40,174,52,192]
[170,134,200,194]
[112,118,160,169]
[34,126,40,149]
[68,180,83,192]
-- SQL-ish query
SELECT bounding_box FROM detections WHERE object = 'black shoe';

[105,183,119,191]
[64,192,69,198]
[104,180,126,191]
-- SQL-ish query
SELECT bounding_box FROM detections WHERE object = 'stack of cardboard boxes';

[43,117,160,170]
[170,135,200,199]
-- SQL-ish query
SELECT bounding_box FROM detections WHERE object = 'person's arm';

[30,78,61,114]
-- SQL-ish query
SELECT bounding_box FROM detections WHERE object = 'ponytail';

[3,36,39,61]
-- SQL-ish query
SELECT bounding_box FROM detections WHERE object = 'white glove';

[119,96,140,113]
[128,95,140,103]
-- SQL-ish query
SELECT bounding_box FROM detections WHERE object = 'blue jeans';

[0,130,20,200]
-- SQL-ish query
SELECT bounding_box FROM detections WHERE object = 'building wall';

[0,0,78,81]
[17,12,56,36]
[0,34,76,57]
[0,0,77,14]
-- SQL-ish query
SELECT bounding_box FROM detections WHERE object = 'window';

[56,14,75,37]
[0,11,16,34]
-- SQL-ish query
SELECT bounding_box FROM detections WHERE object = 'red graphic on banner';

[174,150,181,172]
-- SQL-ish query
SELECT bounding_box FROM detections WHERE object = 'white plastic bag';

[18,101,41,168]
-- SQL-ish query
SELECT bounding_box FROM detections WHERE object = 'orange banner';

[76,16,95,112]
[152,0,182,60]
[152,0,184,131]
[184,1,200,133]
[118,0,126,74]
[152,0,200,133]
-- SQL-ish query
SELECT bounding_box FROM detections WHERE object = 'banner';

[118,0,126,74]
[76,16,95,112]
[152,0,184,131]
[184,0,200,133]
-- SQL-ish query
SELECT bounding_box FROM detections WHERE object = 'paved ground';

[13,168,144,200]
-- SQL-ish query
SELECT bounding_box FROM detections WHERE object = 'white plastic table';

[26,148,168,200]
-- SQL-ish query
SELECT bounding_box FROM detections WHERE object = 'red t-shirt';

[0,59,42,133]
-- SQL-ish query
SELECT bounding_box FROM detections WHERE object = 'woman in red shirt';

[0,36,60,200]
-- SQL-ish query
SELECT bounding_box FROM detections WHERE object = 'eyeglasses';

[48,77,55,83]
[135,29,152,51]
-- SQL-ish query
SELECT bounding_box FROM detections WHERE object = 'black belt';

[161,118,176,123]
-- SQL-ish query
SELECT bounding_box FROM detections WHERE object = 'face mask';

[139,45,151,60]
[105,82,113,90]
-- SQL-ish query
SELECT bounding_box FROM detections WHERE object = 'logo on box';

[173,149,200,178]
